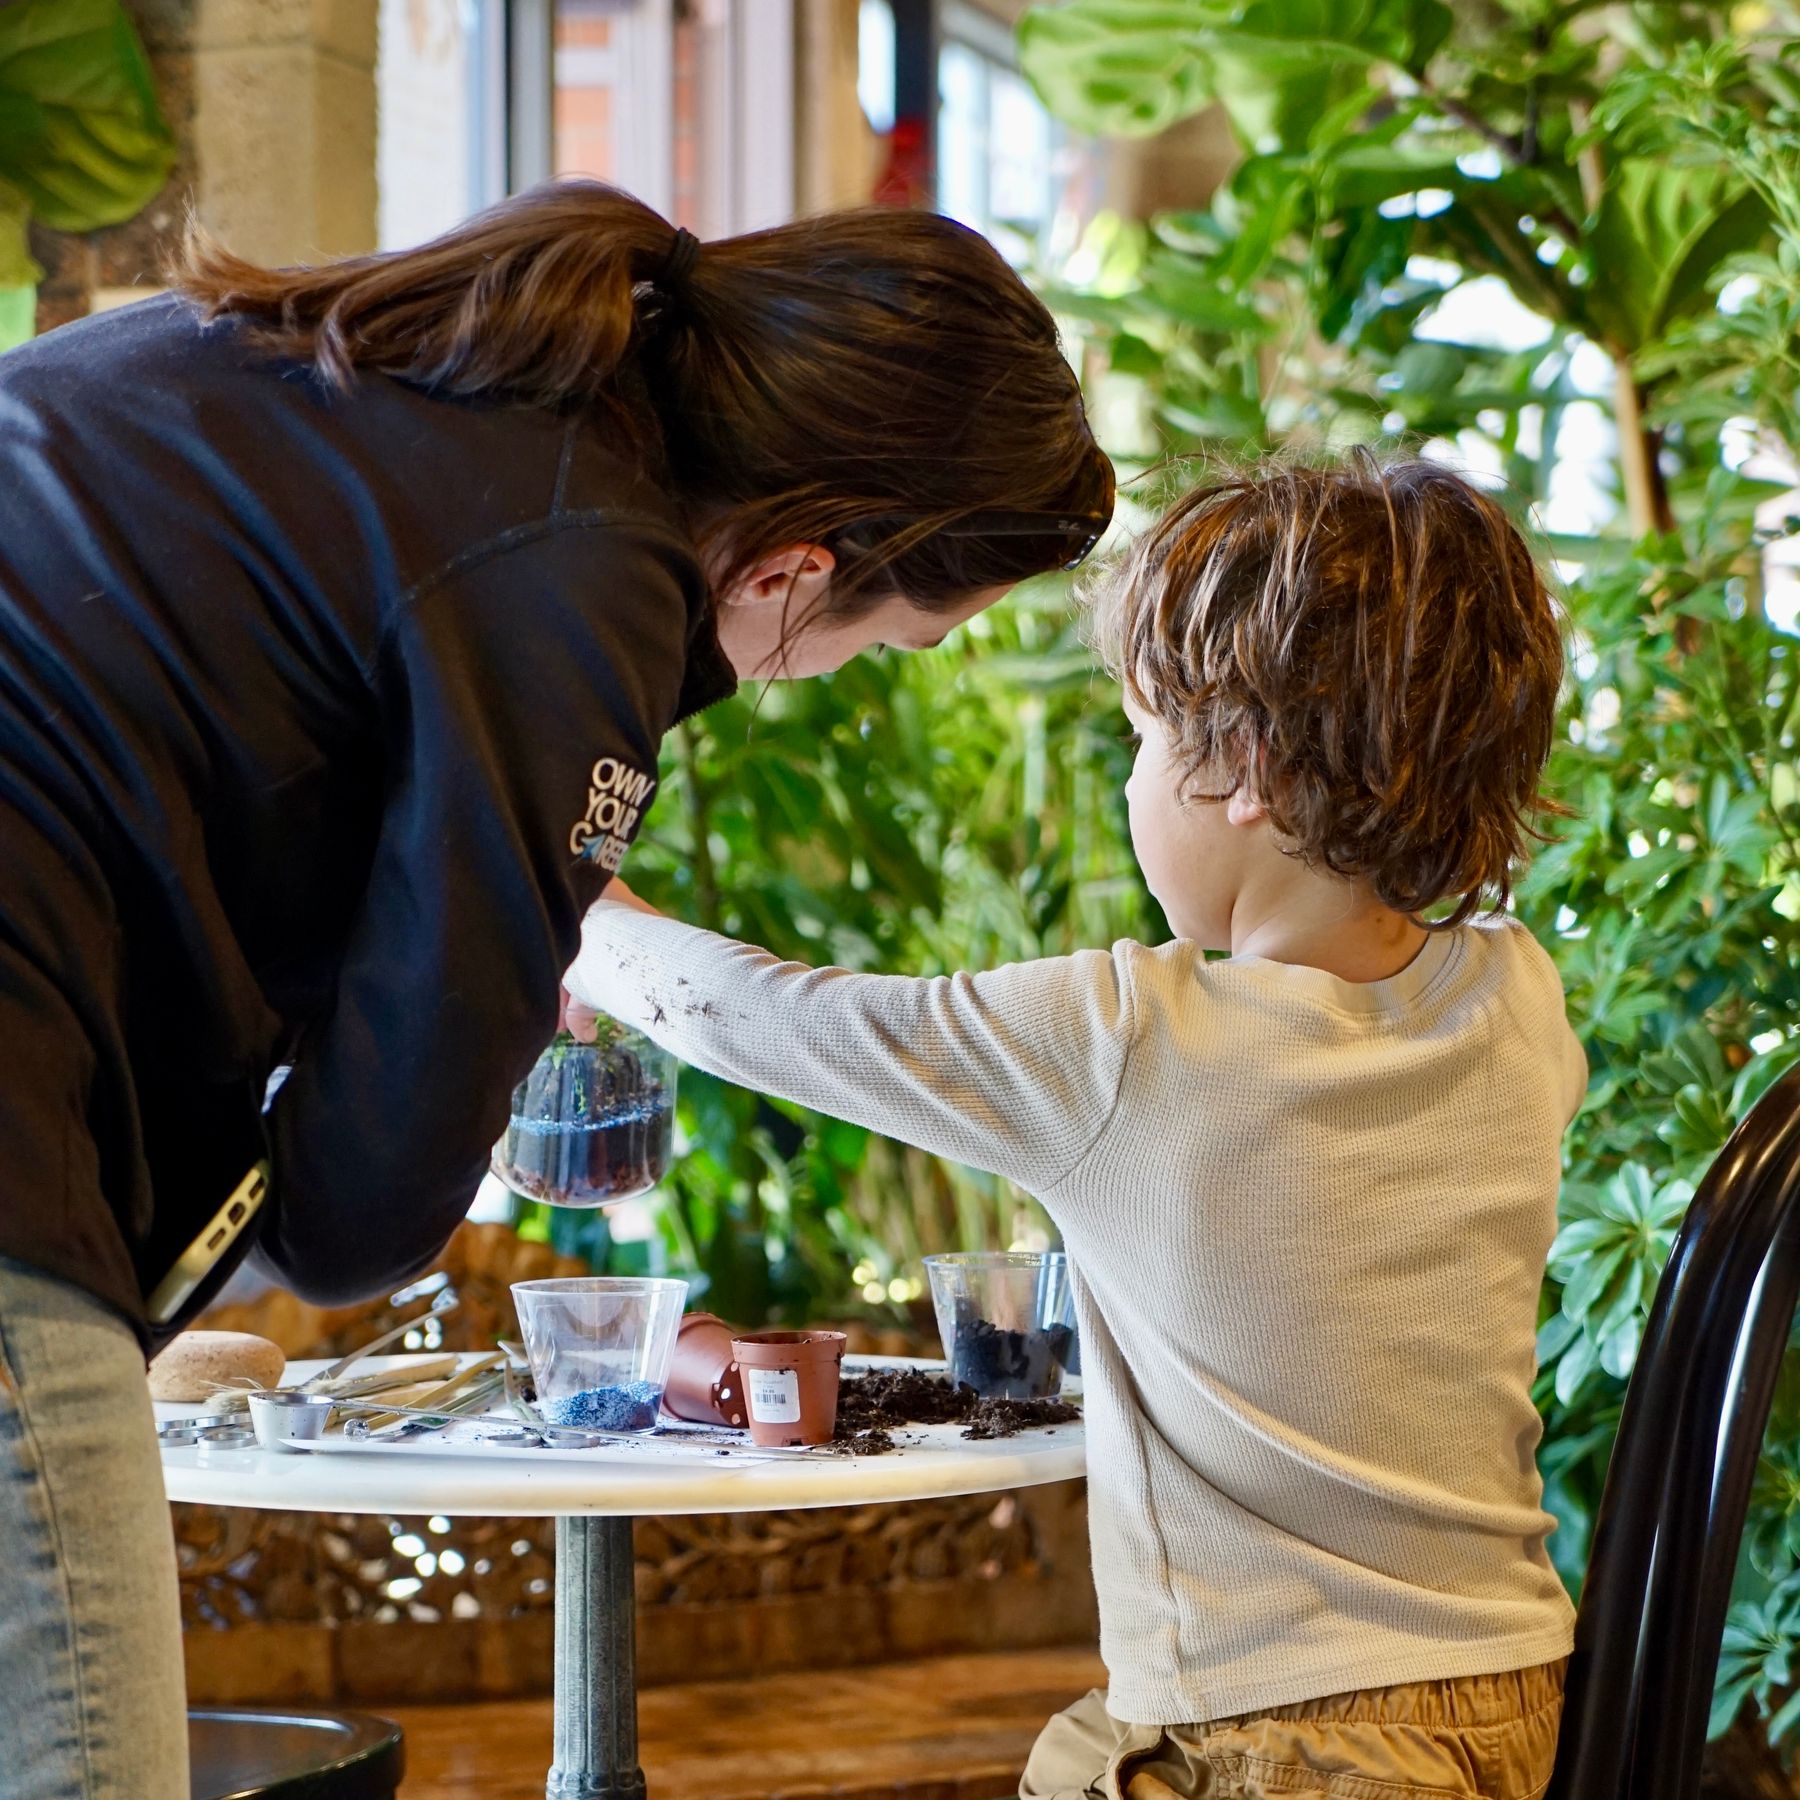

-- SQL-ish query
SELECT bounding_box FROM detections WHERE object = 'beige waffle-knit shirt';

[572,909,1584,1722]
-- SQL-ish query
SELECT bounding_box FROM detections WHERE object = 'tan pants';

[1020,1661,1566,1800]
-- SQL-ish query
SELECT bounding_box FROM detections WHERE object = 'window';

[546,0,792,234]
[858,0,896,136]
[936,1,1061,252]
[377,0,507,250]
[551,0,676,215]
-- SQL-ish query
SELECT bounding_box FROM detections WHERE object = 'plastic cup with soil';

[924,1251,1076,1401]
[729,1330,848,1447]
[664,1311,749,1429]
[511,1277,688,1432]
[491,1015,676,1209]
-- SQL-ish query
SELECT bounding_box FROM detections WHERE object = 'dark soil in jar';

[949,1315,1075,1401]
[500,1095,672,1205]
[831,1367,1079,1455]
[501,1029,672,1205]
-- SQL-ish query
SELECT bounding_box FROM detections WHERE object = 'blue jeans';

[0,1256,188,1797]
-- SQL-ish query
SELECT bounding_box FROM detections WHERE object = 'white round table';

[160,1357,1085,1799]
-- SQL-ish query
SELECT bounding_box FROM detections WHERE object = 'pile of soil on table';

[832,1366,1080,1456]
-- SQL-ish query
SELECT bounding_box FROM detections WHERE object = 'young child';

[569,455,1584,1800]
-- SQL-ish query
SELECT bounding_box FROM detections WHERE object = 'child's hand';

[558,984,600,1044]
[562,881,667,1039]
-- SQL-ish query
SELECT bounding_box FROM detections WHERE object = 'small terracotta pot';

[729,1330,847,1447]
[664,1312,748,1429]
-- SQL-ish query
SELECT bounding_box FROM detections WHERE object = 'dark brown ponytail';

[171,182,1113,614]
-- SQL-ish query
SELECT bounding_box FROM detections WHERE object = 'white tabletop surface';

[158,1355,1086,1518]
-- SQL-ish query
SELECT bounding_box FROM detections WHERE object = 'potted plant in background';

[0,0,174,351]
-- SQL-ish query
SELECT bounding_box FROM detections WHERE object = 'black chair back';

[1547,1066,1800,1800]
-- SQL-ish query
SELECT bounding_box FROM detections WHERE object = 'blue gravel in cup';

[541,1382,662,1432]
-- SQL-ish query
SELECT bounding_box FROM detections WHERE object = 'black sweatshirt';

[0,296,734,1349]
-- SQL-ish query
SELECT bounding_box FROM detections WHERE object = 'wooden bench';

[386,1646,1106,1800]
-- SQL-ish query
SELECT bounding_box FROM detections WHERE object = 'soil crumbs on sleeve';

[832,1367,1080,1456]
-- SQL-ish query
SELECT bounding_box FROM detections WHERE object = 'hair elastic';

[658,227,702,297]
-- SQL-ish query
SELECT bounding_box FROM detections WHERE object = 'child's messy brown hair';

[1087,452,1565,926]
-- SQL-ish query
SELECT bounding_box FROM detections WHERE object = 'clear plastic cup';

[510,1276,689,1432]
[492,1019,677,1208]
[924,1251,1076,1400]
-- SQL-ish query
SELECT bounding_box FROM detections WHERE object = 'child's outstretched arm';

[567,894,1134,1195]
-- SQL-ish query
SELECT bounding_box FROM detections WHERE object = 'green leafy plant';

[1541,1163,1692,1403]
[0,0,174,349]
[1020,0,1797,539]
[515,2,1800,1766]
[1716,1576,1800,1747]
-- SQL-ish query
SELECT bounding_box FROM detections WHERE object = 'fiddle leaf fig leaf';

[0,0,174,234]
[1017,0,1223,140]
[1583,160,1769,351]
[1018,0,1451,146]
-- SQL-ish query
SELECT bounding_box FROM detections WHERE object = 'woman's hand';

[562,880,665,1040]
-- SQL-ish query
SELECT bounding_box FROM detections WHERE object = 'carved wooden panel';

[177,1491,1041,1630]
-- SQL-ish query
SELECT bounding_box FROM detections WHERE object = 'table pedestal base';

[549,1515,645,1799]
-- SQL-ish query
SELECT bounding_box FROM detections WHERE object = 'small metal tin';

[194,1425,258,1457]
[247,1389,335,1452]
[487,1425,608,1451]
[157,1423,200,1447]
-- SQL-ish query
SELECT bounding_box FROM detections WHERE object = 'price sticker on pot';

[747,1366,802,1424]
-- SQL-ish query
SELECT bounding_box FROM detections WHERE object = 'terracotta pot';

[729,1330,847,1447]
[664,1312,748,1429]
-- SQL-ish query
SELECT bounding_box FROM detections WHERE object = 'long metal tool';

[302,1285,460,1389]
[346,1352,505,1432]
[330,1395,643,1451]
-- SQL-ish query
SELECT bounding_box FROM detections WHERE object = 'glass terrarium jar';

[491,1016,677,1208]
[924,1250,1076,1400]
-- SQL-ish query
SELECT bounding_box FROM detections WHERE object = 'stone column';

[793,0,879,216]
[191,0,379,265]
[1108,106,1240,216]
[31,0,378,334]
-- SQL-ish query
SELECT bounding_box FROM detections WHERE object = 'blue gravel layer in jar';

[540,1382,662,1432]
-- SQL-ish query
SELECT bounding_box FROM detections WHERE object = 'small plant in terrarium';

[491,1013,676,1208]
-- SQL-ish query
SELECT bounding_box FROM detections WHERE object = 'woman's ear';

[718,544,836,611]
[712,544,839,681]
